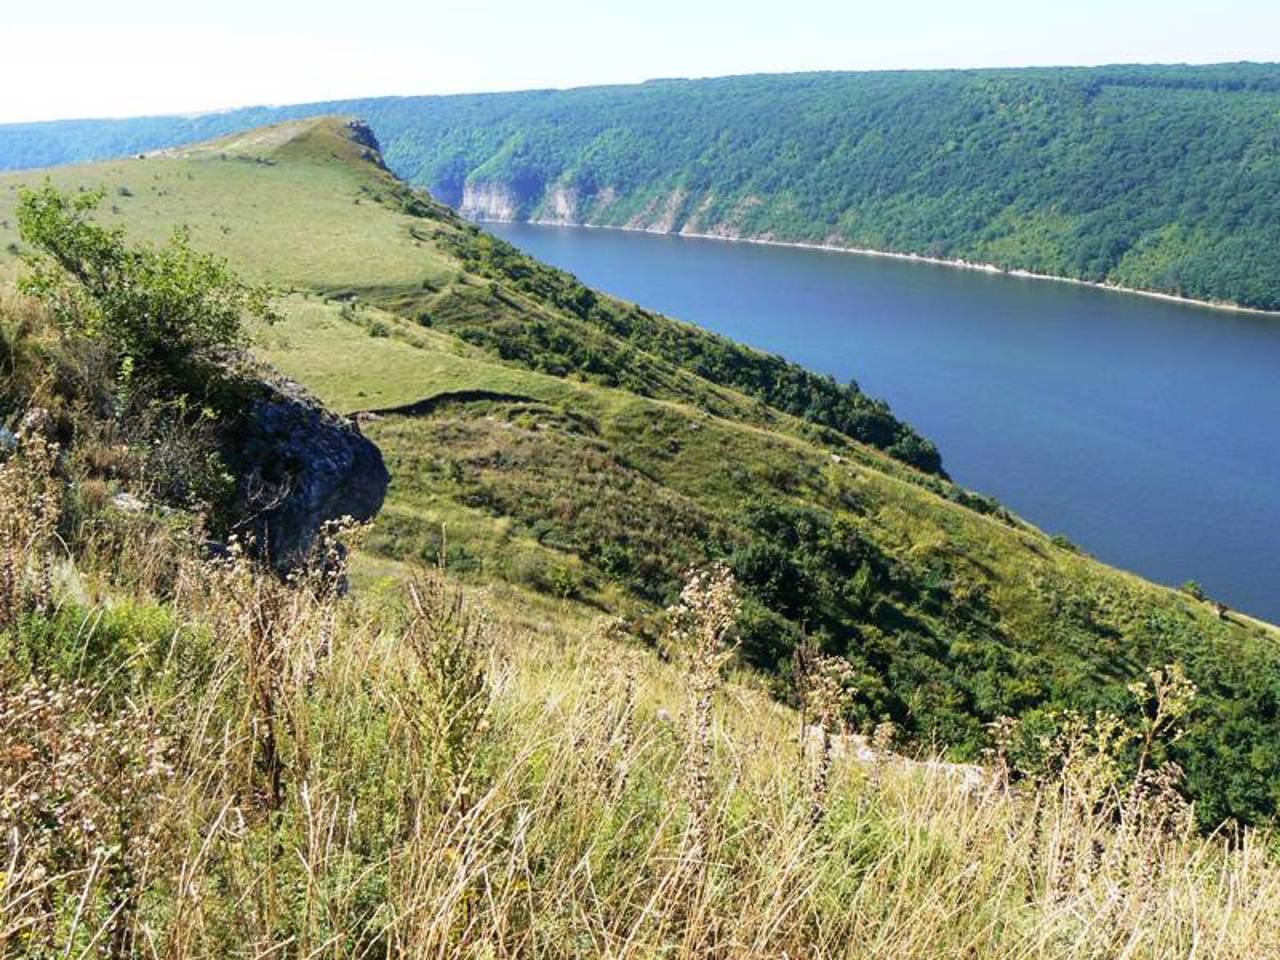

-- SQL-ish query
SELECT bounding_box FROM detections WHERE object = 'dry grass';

[0,432,60,630]
[1,510,1278,959]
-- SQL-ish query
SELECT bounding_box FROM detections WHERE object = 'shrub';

[16,183,276,388]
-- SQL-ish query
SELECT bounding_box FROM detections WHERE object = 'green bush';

[16,183,275,387]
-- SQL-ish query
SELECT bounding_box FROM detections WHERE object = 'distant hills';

[4,63,1280,308]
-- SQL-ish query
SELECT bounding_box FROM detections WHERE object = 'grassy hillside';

[3,118,1279,833]
[4,64,1280,308]
[4,477,1277,956]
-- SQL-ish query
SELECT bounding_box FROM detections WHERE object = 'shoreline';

[473,216,1280,318]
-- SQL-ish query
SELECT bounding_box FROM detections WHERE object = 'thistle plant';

[610,646,642,800]
[208,536,290,812]
[1122,664,1198,885]
[1127,662,1197,781]
[804,654,858,825]
[999,662,1200,904]
[0,679,175,956]
[0,431,61,630]
[571,627,643,799]
[405,568,492,811]
[985,716,1019,793]
[666,563,739,862]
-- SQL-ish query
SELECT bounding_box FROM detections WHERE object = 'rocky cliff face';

[234,375,389,571]
[543,184,580,223]
[343,119,388,171]
[456,178,718,237]
[460,182,524,221]
[460,180,608,224]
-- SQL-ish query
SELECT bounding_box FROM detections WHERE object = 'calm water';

[487,222,1280,622]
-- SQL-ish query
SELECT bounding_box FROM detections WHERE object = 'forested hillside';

[4,64,1280,307]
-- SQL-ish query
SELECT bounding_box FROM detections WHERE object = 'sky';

[2,0,1278,123]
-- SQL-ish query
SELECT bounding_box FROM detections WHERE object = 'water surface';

[487,222,1280,622]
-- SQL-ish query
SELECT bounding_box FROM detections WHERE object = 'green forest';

[5,64,1280,307]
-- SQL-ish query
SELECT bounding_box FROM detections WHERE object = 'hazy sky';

[3,0,1278,123]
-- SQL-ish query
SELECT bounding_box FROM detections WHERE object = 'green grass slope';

[3,117,1278,828]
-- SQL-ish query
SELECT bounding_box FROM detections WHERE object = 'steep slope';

[2,118,1278,828]
[4,64,1280,308]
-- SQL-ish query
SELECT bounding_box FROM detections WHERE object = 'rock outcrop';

[235,376,389,571]
[543,184,580,223]
[17,406,55,440]
[343,119,388,171]
[459,181,523,221]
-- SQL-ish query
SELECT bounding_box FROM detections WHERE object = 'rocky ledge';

[234,375,390,571]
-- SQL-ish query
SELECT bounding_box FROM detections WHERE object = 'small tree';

[16,183,274,388]
[1178,580,1208,602]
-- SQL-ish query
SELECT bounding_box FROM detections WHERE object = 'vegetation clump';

[17,183,274,387]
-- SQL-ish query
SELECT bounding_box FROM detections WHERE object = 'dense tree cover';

[5,64,1280,307]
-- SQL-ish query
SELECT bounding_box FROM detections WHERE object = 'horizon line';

[2,58,1276,127]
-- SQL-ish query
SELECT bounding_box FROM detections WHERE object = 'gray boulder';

[235,376,389,571]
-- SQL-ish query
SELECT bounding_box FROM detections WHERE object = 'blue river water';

[487,222,1280,622]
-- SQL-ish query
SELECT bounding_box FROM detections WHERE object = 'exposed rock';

[544,184,580,223]
[235,376,389,571]
[460,181,523,221]
[344,120,387,170]
[805,725,989,796]
[0,426,16,453]
[111,492,147,514]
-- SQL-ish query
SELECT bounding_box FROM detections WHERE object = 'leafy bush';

[16,183,275,387]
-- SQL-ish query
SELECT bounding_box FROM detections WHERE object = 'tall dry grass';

[1,467,1278,957]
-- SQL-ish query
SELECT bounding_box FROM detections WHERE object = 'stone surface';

[111,492,147,514]
[345,119,388,171]
[236,376,389,571]
[460,181,524,221]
